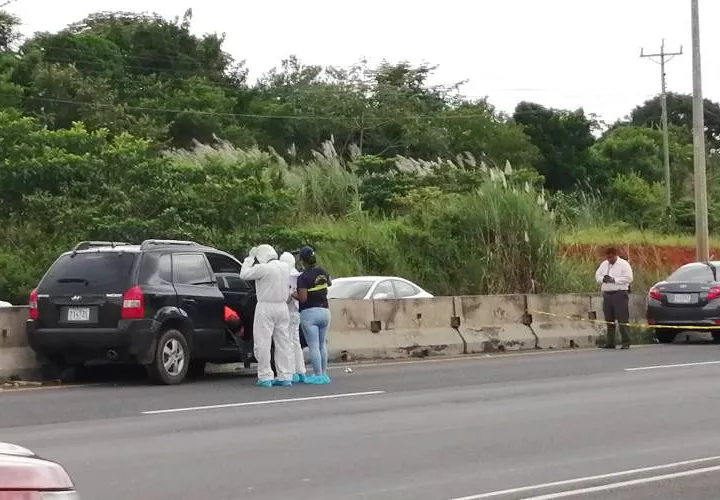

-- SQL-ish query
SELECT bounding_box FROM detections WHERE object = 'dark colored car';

[0,442,79,499]
[27,240,258,385]
[646,261,720,344]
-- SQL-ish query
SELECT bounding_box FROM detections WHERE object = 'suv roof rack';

[140,239,199,250]
[72,241,130,253]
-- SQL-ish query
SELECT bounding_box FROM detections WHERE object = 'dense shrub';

[0,116,564,302]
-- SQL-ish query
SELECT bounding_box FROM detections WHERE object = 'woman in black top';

[295,246,332,384]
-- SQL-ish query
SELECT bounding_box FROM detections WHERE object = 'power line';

[20,53,660,104]
[15,92,525,121]
[640,39,683,212]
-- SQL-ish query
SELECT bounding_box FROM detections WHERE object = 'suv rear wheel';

[147,328,190,385]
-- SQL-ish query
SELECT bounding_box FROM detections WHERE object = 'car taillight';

[121,286,144,319]
[649,287,663,301]
[0,455,76,496]
[29,288,39,320]
[707,286,720,301]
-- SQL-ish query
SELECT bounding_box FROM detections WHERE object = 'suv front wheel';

[147,328,190,385]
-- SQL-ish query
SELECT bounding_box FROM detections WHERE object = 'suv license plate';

[670,294,695,304]
[67,307,90,322]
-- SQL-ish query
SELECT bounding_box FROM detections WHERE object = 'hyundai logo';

[71,296,81,301]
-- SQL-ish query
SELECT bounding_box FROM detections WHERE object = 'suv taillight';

[29,288,39,320]
[121,286,144,319]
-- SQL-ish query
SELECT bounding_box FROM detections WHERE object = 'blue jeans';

[300,307,331,375]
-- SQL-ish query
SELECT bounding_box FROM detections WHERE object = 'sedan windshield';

[327,280,374,299]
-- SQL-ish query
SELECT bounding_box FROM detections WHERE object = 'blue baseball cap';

[298,246,315,259]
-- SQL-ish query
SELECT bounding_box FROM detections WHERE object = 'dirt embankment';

[561,243,719,272]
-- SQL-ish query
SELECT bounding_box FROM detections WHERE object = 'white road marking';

[519,464,720,499]
[447,455,720,500]
[624,360,720,372]
[142,390,385,415]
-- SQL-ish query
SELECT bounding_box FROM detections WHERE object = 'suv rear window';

[39,252,137,294]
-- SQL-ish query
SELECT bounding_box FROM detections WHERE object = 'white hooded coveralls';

[240,244,293,382]
[279,252,306,376]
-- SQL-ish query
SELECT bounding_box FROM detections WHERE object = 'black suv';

[26,240,258,385]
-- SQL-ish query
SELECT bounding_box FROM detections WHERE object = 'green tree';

[513,102,597,190]
[590,125,692,192]
[630,93,720,150]
[0,9,21,52]
[12,11,249,146]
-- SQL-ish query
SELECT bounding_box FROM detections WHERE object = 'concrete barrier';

[589,293,647,326]
[0,293,667,380]
[455,295,534,352]
[527,294,603,349]
[0,306,36,379]
[326,299,376,362]
[328,297,464,361]
[372,297,464,357]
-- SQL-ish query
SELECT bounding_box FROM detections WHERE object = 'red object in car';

[0,442,79,499]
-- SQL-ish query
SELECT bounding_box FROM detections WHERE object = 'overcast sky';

[8,0,720,123]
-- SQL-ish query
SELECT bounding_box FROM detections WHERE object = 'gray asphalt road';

[3,345,720,499]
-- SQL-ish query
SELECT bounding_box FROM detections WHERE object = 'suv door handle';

[182,298,197,304]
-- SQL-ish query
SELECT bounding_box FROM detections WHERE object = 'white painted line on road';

[518,464,720,499]
[142,390,386,415]
[624,360,720,372]
[447,454,720,500]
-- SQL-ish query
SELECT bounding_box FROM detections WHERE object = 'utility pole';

[691,0,709,262]
[640,40,683,212]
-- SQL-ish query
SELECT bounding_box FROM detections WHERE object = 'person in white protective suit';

[279,252,307,383]
[239,244,294,387]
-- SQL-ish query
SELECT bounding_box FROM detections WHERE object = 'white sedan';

[0,300,11,307]
[327,276,433,300]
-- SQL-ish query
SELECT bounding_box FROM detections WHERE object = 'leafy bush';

[608,173,664,229]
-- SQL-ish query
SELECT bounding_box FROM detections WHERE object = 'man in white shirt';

[594,247,634,349]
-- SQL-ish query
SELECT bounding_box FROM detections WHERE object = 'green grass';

[595,328,655,346]
[560,227,720,247]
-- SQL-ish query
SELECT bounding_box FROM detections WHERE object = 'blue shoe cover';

[292,373,308,383]
[272,379,292,387]
[305,374,330,385]
[256,379,273,388]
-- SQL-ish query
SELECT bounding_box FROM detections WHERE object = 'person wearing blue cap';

[294,246,332,384]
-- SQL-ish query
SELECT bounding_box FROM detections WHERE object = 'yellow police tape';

[530,310,720,331]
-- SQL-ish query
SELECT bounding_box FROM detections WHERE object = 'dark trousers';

[603,291,630,346]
